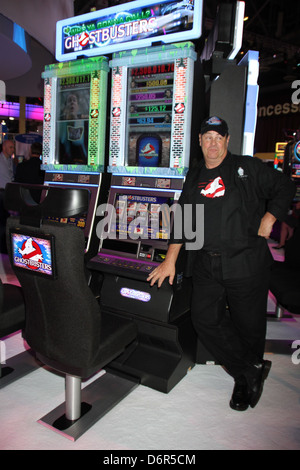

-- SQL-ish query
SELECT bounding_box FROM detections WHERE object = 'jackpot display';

[109,42,196,175]
[127,63,174,168]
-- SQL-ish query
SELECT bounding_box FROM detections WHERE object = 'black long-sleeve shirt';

[170,152,296,279]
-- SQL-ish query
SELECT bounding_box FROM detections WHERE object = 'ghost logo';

[78,31,90,47]
[141,143,156,158]
[201,177,225,198]
[18,238,43,270]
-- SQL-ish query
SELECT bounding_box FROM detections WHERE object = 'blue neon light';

[46,181,99,188]
[13,23,27,53]
[111,185,182,193]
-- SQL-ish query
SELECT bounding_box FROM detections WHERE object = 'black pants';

[191,250,270,380]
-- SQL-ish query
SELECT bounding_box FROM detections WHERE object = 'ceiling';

[73,0,300,93]
[2,0,300,99]
[238,0,300,91]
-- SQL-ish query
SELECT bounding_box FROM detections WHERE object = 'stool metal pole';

[65,375,82,421]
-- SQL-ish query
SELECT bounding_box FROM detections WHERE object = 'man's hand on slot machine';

[147,260,176,288]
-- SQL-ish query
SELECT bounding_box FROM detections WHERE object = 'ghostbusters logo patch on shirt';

[200,176,225,198]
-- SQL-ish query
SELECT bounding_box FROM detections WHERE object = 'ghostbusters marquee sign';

[56,0,202,61]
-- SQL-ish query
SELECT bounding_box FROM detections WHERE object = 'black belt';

[202,250,221,257]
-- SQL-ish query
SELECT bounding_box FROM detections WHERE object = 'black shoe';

[230,376,249,412]
[247,360,272,408]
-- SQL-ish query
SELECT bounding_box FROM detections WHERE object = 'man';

[148,116,295,411]
[0,139,15,189]
[0,139,15,252]
[15,142,45,203]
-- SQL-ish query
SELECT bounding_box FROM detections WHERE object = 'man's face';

[3,140,15,158]
[66,94,79,115]
[199,131,230,168]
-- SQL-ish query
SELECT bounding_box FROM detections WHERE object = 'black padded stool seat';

[37,310,138,379]
[7,219,137,379]
[4,183,138,440]
[0,275,39,386]
[0,279,25,338]
[0,278,30,382]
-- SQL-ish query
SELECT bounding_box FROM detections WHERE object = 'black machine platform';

[104,310,197,394]
[87,253,197,393]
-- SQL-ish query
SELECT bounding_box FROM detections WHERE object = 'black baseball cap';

[200,116,229,136]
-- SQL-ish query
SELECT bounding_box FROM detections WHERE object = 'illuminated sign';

[120,287,151,302]
[294,141,300,162]
[239,50,259,156]
[56,0,202,61]
[0,102,43,120]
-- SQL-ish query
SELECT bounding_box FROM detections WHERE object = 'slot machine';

[51,0,248,391]
[87,41,199,393]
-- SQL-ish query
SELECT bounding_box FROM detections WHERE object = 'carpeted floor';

[0,243,299,451]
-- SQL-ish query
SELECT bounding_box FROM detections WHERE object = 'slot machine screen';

[111,192,175,240]
[100,187,178,259]
[56,74,90,165]
[292,140,300,179]
[126,62,174,167]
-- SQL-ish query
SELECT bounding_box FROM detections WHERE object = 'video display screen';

[126,62,174,167]
[56,74,90,165]
[10,231,56,279]
[111,192,175,240]
[56,0,201,60]
[292,140,300,178]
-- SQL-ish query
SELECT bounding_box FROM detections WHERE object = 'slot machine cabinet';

[87,175,197,393]
[41,57,111,259]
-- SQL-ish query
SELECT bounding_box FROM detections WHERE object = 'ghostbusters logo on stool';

[11,233,54,277]
[18,238,43,270]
